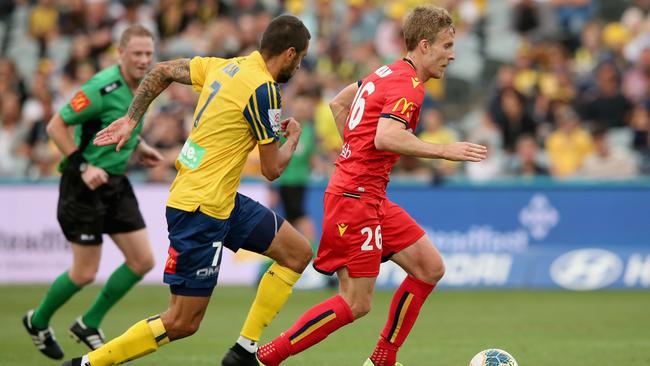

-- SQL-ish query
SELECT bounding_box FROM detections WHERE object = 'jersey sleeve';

[380,78,423,129]
[189,56,226,93]
[59,84,104,126]
[243,81,282,145]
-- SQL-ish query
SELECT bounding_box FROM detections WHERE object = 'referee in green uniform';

[277,90,318,241]
[23,24,163,360]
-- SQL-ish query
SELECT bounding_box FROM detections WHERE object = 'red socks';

[370,275,435,366]
[257,295,354,366]
[258,276,435,366]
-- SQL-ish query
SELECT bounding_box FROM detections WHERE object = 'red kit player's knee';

[420,261,445,284]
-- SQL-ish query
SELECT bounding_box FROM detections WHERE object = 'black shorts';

[57,168,146,245]
[278,185,306,222]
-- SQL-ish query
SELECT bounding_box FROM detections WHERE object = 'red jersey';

[326,59,425,203]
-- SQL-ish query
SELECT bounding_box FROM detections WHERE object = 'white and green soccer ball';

[469,348,518,366]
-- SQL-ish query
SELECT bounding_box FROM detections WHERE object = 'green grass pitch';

[2,285,649,365]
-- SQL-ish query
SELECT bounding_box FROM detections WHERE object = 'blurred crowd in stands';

[0,0,649,183]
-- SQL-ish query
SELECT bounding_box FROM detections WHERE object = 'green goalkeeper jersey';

[58,65,144,175]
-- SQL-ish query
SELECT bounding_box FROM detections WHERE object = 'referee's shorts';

[57,167,145,245]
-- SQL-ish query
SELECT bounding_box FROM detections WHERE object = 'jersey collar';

[250,51,274,80]
[402,57,416,71]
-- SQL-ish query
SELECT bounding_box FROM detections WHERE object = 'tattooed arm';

[94,59,191,150]
[127,58,191,122]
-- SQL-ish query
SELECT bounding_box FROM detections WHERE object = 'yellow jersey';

[167,51,282,219]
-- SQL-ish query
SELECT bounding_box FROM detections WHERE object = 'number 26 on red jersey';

[348,65,393,130]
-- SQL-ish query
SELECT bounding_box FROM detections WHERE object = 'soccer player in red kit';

[257,6,487,366]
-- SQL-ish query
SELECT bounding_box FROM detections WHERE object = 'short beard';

[276,68,294,83]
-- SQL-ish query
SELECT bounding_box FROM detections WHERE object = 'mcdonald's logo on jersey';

[70,91,90,113]
[392,97,415,118]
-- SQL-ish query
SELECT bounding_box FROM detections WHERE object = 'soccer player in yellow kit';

[60,15,313,366]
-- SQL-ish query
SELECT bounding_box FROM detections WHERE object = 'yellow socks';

[84,263,300,365]
[87,315,170,366]
[240,262,301,341]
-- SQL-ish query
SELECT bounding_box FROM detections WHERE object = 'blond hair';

[119,24,154,48]
[403,6,454,51]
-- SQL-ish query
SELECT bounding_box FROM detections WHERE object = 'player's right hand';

[282,118,301,140]
[94,116,138,152]
[442,142,488,162]
[81,164,109,190]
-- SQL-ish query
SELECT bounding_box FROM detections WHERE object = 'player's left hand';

[281,118,301,140]
[442,142,488,162]
[137,140,164,167]
[94,116,138,152]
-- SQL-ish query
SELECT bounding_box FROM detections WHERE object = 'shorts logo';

[392,97,415,118]
[80,233,95,241]
[196,265,220,278]
[337,223,348,236]
[165,247,179,274]
[70,91,90,113]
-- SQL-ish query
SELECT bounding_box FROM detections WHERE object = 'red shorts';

[313,193,425,278]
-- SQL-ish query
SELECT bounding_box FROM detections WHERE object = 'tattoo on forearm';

[170,59,192,85]
[127,59,191,121]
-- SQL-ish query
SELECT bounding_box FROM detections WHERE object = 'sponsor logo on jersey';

[178,139,206,170]
[411,77,420,88]
[340,142,351,159]
[165,247,179,274]
[269,108,281,135]
[392,97,415,118]
[337,223,348,236]
[100,80,122,95]
[70,91,90,113]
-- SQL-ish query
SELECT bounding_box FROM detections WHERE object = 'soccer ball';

[469,349,518,366]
